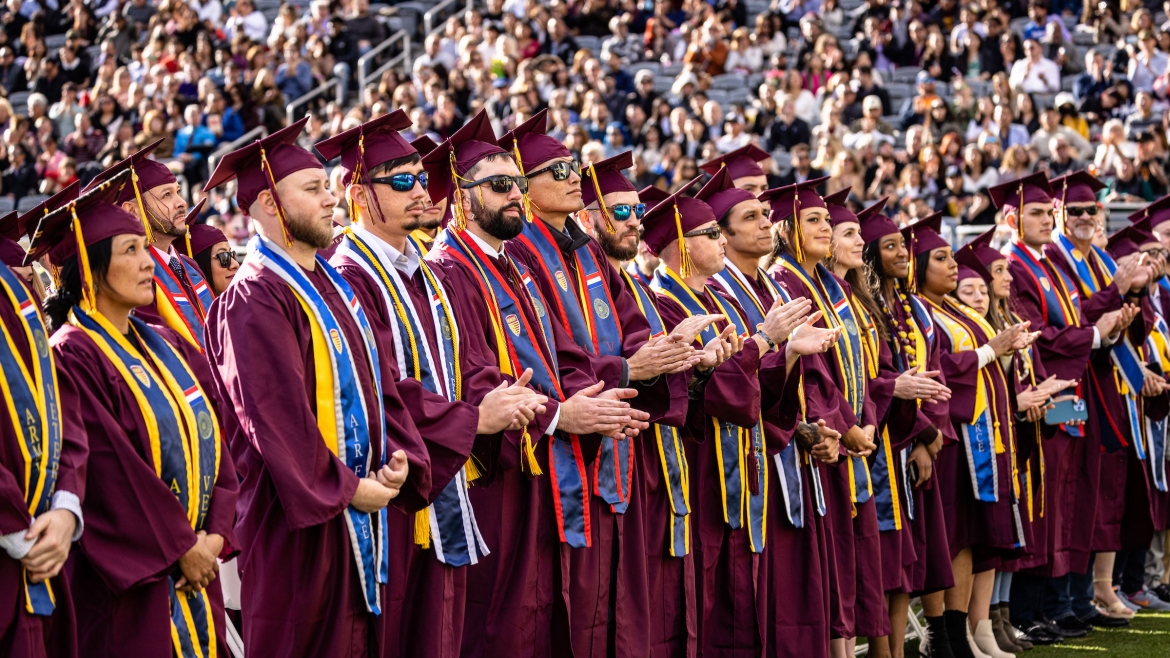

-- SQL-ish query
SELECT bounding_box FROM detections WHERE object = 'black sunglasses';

[214,250,241,268]
[610,203,646,221]
[1065,205,1098,217]
[370,172,428,192]
[461,174,529,194]
[527,160,581,181]
[683,226,722,240]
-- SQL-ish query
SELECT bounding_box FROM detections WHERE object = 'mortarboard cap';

[181,199,217,258]
[638,185,670,208]
[954,227,1003,284]
[956,264,984,285]
[84,138,176,207]
[821,187,859,227]
[1128,193,1170,232]
[902,212,948,257]
[581,150,636,208]
[1049,170,1106,206]
[314,109,417,186]
[16,181,80,243]
[988,172,1053,212]
[698,144,771,181]
[695,167,758,223]
[420,110,507,214]
[1107,225,1154,260]
[0,211,24,267]
[856,196,898,244]
[498,109,572,176]
[203,116,322,216]
[757,176,829,261]
[411,135,439,158]
[640,177,712,277]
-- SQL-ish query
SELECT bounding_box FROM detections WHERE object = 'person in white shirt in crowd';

[715,115,753,153]
[1010,39,1062,93]
[1128,29,1168,93]
[601,14,642,64]
[224,0,269,43]
[1030,105,1094,160]
[189,0,223,28]
[1094,118,1137,177]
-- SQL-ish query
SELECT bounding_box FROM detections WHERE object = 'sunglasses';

[526,160,581,181]
[370,172,428,192]
[461,174,529,194]
[683,226,722,240]
[610,203,646,221]
[1065,205,1098,217]
[214,250,241,268]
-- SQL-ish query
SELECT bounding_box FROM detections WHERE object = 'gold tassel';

[130,168,154,243]
[1016,182,1025,242]
[674,202,694,278]
[521,427,543,475]
[184,229,193,258]
[511,141,533,222]
[414,508,431,548]
[449,152,467,231]
[791,195,805,262]
[464,456,483,483]
[907,229,917,294]
[71,205,95,313]
[588,162,616,234]
[260,147,294,246]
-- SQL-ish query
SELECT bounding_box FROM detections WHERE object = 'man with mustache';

[316,110,550,658]
[202,118,431,657]
[499,111,705,658]
[1042,170,1154,633]
[423,111,651,658]
[408,135,444,255]
[84,139,213,350]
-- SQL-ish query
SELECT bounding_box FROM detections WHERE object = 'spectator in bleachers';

[767,95,812,151]
[1024,0,1071,42]
[1031,106,1093,159]
[173,102,214,185]
[726,26,764,73]
[0,46,21,93]
[1095,118,1135,176]
[1135,131,1169,196]
[1101,155,1155,201]
[61,111,104,165]
[601,14,641,64]
[1127,29,1166,93]
[1125,89,1162,139]
[2,141,36,200]
[897,71,940,130]
[1044,133,1085,176]
[31,56,65,104]
[122,0,156,32]
[962,142,1001,192]
[1009,39,1061,93]
[224,0,267,42]
[543,17,578,65]
[776,142,826,190]
[275,40,313,101]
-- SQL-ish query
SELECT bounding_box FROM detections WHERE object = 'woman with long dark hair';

[34,175,237,658]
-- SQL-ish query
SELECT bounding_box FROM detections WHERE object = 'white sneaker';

[974,619,1017,658]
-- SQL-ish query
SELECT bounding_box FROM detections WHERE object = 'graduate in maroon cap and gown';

[698,145,775,197]
[201,119,429,657]
[421,111,649,658]
[500,112,700,658]
[317,109,551,658]
[578,152,702,658]
[85,140,213,351]
[644,179,840,658]
[989,173,1137,639]
[0,214,85,658]
[185,203,242,298]
[701,171,843,658]
[32,173,237,657]
[407,135,444,254]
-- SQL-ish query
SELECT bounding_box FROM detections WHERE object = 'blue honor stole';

[515,219,631,513]
[0,265,62,616]
[653,266,767,552]
[150,247,212,350]
[432,229,592,548]
[70,309,221,658]
[337,230,488,567]
[620,268,691,556]
[249,236,391,613]
[773,254,873,506]
[712,261,826,528]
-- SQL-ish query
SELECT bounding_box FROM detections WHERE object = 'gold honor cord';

[259,147,295,247]
[587,161,616,234]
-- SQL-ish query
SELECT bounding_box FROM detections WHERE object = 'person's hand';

[1094,309,1124,342]
[1035,375,1077,396]
[176,531,218,592]
[1016,385,1053,422]
[351,474,398,513]
[204,533,225,560]
[20,509,76,583]
[908,443,933,487]
[627,334,703,380]
[842,424,877,457]
[1117,303,1141,335]
[987,322,1024,357]
[670,313,724,345]
[758,296,814,345]
[1142,367,1170,397]
[785,313,841,356]
[697,325,736,370]
[477,369,549,433]
[893,366,950,401]
[374,449,409,495]
[595,386,651,439]
[558,381,637,438]
[810,420,840,464]
[1113,253,1140,294]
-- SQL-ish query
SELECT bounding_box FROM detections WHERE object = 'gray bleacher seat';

[1073,31,1097,47]
[661,62,684,77]
[1009,16,1029,36]
[0,197,13,215]
[45,34,66,50]
[711,73,741,90]
[629,61,660,76]
[653,75,674,93]
[773,149,792,173]
[9,91,30,116]
[706,89,729,105]
[1032,93,1057,109]
[576,35,601,55]
[17,195,47,214]
[1061,75,1079,91]
[890,67,920,83]
[728,88,751,105]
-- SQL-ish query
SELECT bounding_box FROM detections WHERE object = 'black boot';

[923,615,956,658]
[945,610,977,658]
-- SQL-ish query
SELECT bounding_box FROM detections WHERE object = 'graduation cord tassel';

[791,195,805,262]
[1016,182,1025,242]
[260,147,295,247]
[588,162,616,234]
[449,152,468,231]
[674,202,694,278]
[129,168,155,244]
[510,141,534,222]
[184,229,193,258]
[71,205,95,314]
[906,229,917,294]
[464,455,483,483]
[521,426,542,476]
[414,508,432,548]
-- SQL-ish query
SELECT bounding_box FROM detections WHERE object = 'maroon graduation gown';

[427,242,599,658]
[1001,336,1048,574]
[0,296,85,658]
[1007,250,1095,578]
[331,250,491,658]
[929,298,1028,571]
[205,260,431,658]
[53,321,237,657]
[615,273,695,658]
[657,287,765,658]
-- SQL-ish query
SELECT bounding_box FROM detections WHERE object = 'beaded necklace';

[879,279,920,371]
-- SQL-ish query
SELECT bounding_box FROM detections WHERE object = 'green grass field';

[899,612,1170,657]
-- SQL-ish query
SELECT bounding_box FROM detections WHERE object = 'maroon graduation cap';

[1049,170,1105,206]
[640,176,711,277]
[699,144,771,181]
[638,185,670,208]
[314,108,417,187]
[0,211,23,267]
[203,117,321,247]
[856,196,897,244]
[26,170,141,310]
[956,264,985,286]
[988,172,1054,241]
[16,181,80,243]
[182,198,220,259]
[901,211,947,292]
[411,135,440,158]
[695,167,757,223]
[756,176,829,261]
[1107,225,1154,260]
[821,187,858,227]
[954,227,1003,284]
[84,137,176,210]
[420,110,507,226]
[1129,193,1170,232]
[580,150,638,234]
[497,108,572,177]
